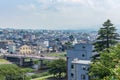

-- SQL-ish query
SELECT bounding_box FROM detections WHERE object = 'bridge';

[3,54,59,60]
[1,53,60,69]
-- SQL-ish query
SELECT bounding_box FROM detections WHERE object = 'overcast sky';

[0,0,120,30]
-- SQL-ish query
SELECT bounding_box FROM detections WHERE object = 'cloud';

[1,0,120,30]
[17,4,36,11]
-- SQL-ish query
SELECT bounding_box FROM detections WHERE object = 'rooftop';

[72,58,91,64]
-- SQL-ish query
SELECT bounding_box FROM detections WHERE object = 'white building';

[44,40,49,47]
[72,38,78,46]
[67,43,92,80]
[8,44,16,54]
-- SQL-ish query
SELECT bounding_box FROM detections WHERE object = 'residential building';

[19,45,33,55]
[67,43,92,80]
[8,44,16,54]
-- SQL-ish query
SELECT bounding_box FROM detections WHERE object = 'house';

[67,42,92,80]
[19,45,33,55]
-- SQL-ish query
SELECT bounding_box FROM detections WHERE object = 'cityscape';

[1,0,120,80]
[0,28,97,80]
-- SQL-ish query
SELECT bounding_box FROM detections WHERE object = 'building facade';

[19,45,32,55]
[8,44,16,54]
[67,43,92,80]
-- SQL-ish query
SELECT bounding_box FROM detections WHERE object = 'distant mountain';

[61,29,97,33]
[0,27,98,33]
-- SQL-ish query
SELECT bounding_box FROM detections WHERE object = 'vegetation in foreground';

[90,19,120,80]
[0,64,33,80]
[32,59,67,80]
[47,59,66,80]
[89,44,120,80]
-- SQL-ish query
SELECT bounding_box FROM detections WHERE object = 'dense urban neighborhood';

[1,0,120,80]
[0,28,97,54]
[1,20,120,80]
[0,28,97,80]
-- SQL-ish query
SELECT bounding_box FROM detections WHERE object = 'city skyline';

[0,0,120,30]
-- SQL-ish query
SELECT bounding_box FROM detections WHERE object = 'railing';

[2,53,59,60]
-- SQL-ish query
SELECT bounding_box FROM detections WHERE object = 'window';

[82,46,85,49]
[82,54,85,57]
[82,66,86,70]
[71,64,74,69]
[81,74,86,80]
[71,73,74,77]
[87,67,89,71]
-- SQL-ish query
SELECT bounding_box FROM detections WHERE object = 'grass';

[0,59,8,62]
[31,75,53,80]
[44,52,66,58]
[0,59,11,64]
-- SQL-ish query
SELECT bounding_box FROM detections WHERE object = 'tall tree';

[94,19,119,52]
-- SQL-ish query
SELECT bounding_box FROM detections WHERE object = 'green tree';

[94,19,119,52]
[69,35,74,42]
[0,64,32,80]
[93,19,119,60]
[89,44,120,80]
[64,41,73,49]
[48,59,66,80]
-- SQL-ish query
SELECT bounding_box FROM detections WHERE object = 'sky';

[0,0,120,30]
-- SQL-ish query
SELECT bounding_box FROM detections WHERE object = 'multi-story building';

[8,44,16,54]
[19,45,33,55]
[67,43,92,80]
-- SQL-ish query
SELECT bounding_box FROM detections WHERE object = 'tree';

[94,19,119,52]
[69,35,74,42]
[92,19,119,60]
[64,41,73,49]
[89,44,120,80]
[0,64,32,80]
[48,59,66,80]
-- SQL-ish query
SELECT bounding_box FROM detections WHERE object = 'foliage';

[48,59,66,79]
[65,41,73,49]
[93,19,119,52]
[0,64,32,80]
[33,60,39,64]
[89,44,120,80]
[21,68,33,73]
[69,35,74,42]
